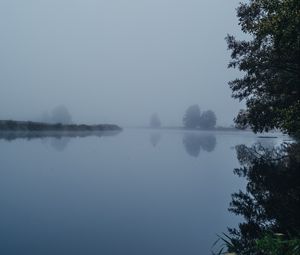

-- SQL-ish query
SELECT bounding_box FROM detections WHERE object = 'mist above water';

[0,0,243,127]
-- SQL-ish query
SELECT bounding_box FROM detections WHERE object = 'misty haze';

[1,0,299,254]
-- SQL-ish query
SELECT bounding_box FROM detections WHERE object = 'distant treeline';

[0,120,122,132]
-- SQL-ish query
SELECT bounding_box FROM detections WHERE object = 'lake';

[0,129,285,255]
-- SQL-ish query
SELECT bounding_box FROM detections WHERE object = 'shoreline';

[0,120,122,132]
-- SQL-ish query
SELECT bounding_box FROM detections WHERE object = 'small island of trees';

[0,105,122,134]
[183,104,217,130]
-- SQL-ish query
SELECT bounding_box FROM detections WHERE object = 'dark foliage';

[0,120,122,132]
[221,142,300,254]
[227,0,300,136]
[199,110,217,129]
[183,105,201,129]
[183,105,217,129]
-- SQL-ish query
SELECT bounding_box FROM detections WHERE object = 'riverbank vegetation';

[213,143,300,255]
[215,0,300,254]
[0,120,122,132]
[226,0,300,138]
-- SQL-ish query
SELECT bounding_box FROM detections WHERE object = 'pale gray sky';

[0,0,243,127]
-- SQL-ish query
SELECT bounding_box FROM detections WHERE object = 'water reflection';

[50,137,71,151]
[182,133,216,157]
[0,130,122,151]
[216,142,300,254]
[149,132,161,147]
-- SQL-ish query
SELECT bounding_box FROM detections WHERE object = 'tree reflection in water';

[216,142,300,254]
[0,130,121,151]
[50,137,71,151]
[149,132,161,147]
[183,133,216,157]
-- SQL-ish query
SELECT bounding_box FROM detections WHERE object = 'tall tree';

[226,0,300,136]
[51,105,72,124]
[199,110,217,129]
[183,105,201,128]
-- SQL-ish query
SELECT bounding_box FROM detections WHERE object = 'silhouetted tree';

[183,105,201,129]
[149,113,161,128]
[51,105,72,124]
[226,0,300,136]
[199,110,217,129]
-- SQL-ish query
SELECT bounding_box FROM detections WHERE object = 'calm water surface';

[0,129,284,255]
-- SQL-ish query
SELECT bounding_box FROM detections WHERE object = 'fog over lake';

[0,0,243,127]
[0,129,285,254]
[2,0,295,254]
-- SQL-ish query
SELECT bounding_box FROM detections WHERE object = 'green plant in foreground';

[213,232,300,255]
[211,233,237,255]
[255,233,300,255]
